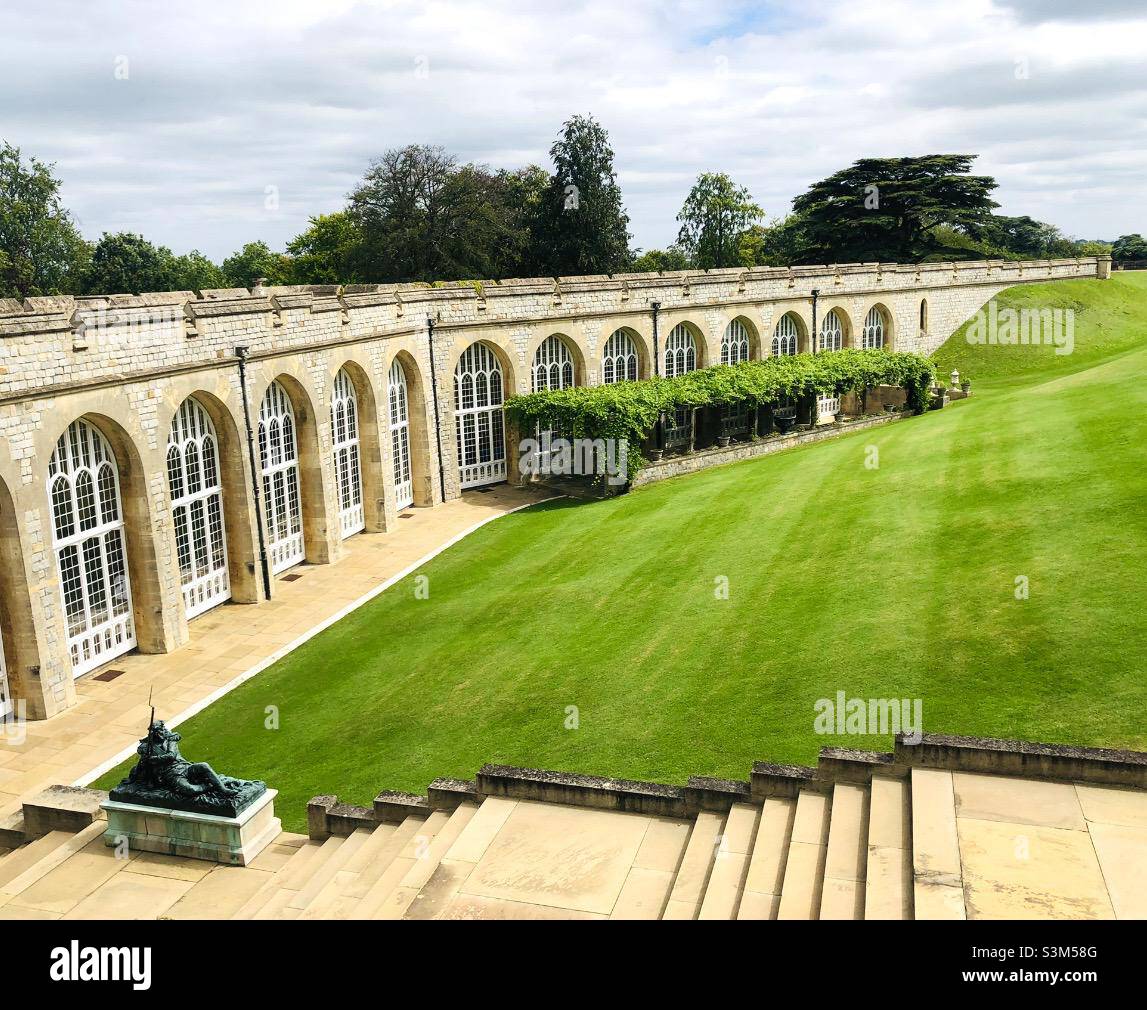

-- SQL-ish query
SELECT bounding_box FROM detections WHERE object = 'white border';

[75,494,562,787]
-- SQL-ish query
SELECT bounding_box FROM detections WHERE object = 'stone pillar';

[1096,254,1112,280]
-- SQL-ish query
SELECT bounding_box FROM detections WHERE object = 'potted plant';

[961,378,971,393]
[931,383,948,409]
[773,406,797,435]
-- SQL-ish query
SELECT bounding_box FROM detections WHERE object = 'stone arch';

[330,359,385,535]
[526,331,585,391]
[386,349,434,508]
[451,340,512,490]
[0,474,41,717]
[257,374,331,569]
[722,314,761,364]
[861,302,894,350]
[162,390,259,612]
[770,311,808,356]
[818,306,853,351]
[600,326,648,383]
[662,319,708,375]
[45,412,168,672]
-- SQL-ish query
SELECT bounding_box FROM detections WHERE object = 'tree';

[737,214,808,267]
[221,241,292,288]
[84,232,179,294]
[533,114,631,276]
[630,247,691,273]
[287,212,361,285]
[0,141,90,299]
[170,250,225,291]
[790,155,999,263]
[1112,234,1147,262]
[675,172,763,269]
[980,215,1075,259]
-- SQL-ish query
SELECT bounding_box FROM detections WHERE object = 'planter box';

[101,789,279,866]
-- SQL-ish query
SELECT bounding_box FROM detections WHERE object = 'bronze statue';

[110,717,266,817]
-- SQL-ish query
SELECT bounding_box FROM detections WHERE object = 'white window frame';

[454,342,507,489]
[820,309,844,352]
[168,397,231,620]
[331,368,364,539]
[862,306,886,349]
[49,418,136,678]
[602,329,638,384]
[664,323,698,377]
[259,381,305,575]
[388,360,413,511]
[772,314,799,356]
[532,334,575,393]
[721,319,750,365]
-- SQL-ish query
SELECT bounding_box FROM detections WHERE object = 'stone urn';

[774,412,797,435]
[834,410,847,424]
[717,435,732,448]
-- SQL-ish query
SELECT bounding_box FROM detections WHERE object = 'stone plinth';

[101,789,279,866]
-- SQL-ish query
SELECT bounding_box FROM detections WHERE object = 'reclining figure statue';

[110,719,266,817]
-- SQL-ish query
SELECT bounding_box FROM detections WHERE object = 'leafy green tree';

[221,241,292,288]
[0,141,90,298]
[675,172,763,269]
[170,250,225,291]
[980,215,1075,259]
[737,214,808,267]
[533,114,631,276]
[84,232,180,294]
[790,155,999,263]
[630,247,691,273]
[1112,233,1147,262]
[287,212,361,284]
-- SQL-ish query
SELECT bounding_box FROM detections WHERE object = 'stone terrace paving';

[1,750,1145,919]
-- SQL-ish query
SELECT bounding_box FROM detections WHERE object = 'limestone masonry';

[0,256,1109,719]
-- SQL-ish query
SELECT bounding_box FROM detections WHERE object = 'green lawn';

[97,272,1147,830]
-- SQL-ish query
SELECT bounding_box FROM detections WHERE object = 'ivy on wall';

[504,348,936,474]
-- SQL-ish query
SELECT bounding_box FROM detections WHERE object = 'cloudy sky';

[3,0,1145,261]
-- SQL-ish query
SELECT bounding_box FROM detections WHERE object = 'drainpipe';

[426,316,448,504]
[235,346,272,601]
[810,288,820,354]
[651,300,664,450]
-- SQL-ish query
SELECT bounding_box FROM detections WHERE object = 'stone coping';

[306,731,1147,838]
[101,788,278,828]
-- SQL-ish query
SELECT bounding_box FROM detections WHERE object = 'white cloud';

[1,0,1143,261]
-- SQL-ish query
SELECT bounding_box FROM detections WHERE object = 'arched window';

[532,335,575,392]
[664,323,698,377]
[772,314,799,356]
[919,299,929,332]
[454,342,506,489]
[602,329,638,384]
[168,397,230,619]
[49,419,135,677]
[389,360,413,511]
[259,381,304,574]
[721,320,751,365]
[862,307,886,349]
[331,369,363,539]
[820,309,844,352]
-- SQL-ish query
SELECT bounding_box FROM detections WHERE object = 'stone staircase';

[1,733,1142,920]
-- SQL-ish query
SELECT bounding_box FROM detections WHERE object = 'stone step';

[254,834,346,920]
[296,821,399,920]
[776,790,831,920]
[661,810,726,919]
[819,783,869,919]
[0,829,83,893]
[609,814,693,920]
[352,810,452,919]
[288,828,373,913]
[698,803,760,920]
[0,811,25,849]
[371,803,480,920]
[865,775,913,919]
[737,796,796,919]
[231,838,325,920]
[0,822,108,900]
[326,816,426,918]
[910,768,966,919]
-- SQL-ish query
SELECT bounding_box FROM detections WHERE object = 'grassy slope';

[97,273,1147,830]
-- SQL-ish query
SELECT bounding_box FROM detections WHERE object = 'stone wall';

[0,256,1108,718]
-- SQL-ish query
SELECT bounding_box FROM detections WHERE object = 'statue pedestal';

[101,789,279,866]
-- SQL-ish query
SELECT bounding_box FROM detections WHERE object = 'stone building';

[0,256,1108,720]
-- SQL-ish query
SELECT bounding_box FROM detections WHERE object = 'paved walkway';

[0,485,552,821]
